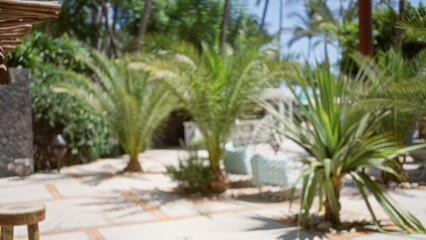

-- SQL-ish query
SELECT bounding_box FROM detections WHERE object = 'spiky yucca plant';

[54,51,175,172]
[141,42,275,192]
[268,65,425,232]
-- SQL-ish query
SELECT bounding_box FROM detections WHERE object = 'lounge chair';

[223,142,252,176]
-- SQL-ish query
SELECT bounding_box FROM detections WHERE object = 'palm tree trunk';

[206,140,228,193]
[259,0,270,36]
[324,177,342,225]
[124,154,142,172]
[220,0,231,54]
[134,0,152,52]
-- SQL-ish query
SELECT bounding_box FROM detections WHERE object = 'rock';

[350,228,356,233]
[330,228,337,235]
[316,221,332,232]
[411,182,419,188]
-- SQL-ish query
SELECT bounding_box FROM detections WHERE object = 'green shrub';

[32,66,110,162]
[6,32,111,164]
[166,148,212,194]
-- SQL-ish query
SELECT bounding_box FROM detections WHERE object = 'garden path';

[0,140,425,240]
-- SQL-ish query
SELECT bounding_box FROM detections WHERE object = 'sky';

[247,0,424,66]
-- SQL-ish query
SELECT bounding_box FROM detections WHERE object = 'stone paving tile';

[0,184,53,203]
[98,208,313,240]
[92,174,176,192]
[350,233,426,240]
[12,195,156,238]
[16,231,90,240]
[54,181,106,198]
[0,173,77,188]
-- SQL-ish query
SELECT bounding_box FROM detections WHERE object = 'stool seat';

[0,203,45,226]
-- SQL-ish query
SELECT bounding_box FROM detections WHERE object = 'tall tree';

[220,0,231,53]
[134,0,153,51]
[258,0,270,35]
[288,2,318,60]
[100,0,118,58]
[395,0,406,49]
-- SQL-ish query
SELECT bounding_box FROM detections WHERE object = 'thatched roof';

[0,0,61,84]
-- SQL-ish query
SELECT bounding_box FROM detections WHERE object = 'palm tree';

[354,49,426,181]
[54,51,175,172]
[142,42,274,192]
[288,4,319,60]
[267,64,425,232]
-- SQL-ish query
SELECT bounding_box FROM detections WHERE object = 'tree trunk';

[324,177,342,225]
[134,0,152,52]
[358,0,373,57]
[207,141,228,193]
[124,156,142,172]
[259,0,270,36]
[210,168,228,193]
[220,0,231,54]
[395,0,405,49]
[100,0,118,58]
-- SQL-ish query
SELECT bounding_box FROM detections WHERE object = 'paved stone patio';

[0,142,425,240]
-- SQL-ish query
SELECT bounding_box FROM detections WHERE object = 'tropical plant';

[267,64,425,232]
[339,3,426,74]
[166,146,212,194]
[353,49,426,182]
[288,1,320,60]
[142,42,275,192]
[54,51,175,172]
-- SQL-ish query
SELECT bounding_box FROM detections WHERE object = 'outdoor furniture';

[0,203,46,240]
[223,142,252,175]
[251,154,289,187]
[250,154,293,201]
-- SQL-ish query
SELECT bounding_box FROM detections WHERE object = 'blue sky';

[247,0,424,65]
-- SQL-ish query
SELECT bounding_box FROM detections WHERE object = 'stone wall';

[0,68,33,177]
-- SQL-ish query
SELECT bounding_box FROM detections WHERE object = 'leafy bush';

[166,148,212,194]
[32,66,110,162]
[6,32,111,164]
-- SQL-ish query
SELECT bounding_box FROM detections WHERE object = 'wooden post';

[359,0,373,56]
[0,226,13,240]
[28,223,40,240]
[0,45,9,85]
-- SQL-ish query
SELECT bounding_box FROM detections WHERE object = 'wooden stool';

[0,203,46,240]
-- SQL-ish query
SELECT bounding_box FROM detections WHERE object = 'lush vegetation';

[4,0,426,234]
[6,33,110,165]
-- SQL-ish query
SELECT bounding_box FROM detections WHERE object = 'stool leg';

[0,226,13,240]
[28,223,39,240]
